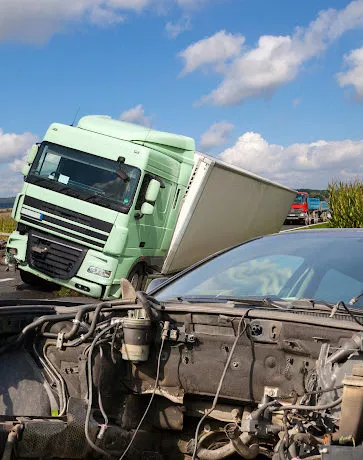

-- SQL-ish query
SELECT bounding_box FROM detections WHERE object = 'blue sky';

[0,0,363,195]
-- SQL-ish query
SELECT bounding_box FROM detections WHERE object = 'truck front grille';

[27,231,86,280]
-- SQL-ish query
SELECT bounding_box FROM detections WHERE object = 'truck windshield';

[27,142,141,213]
[294,194,306,204]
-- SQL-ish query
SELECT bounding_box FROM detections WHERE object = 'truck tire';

[19,270,60,291]
[127,265,148,291]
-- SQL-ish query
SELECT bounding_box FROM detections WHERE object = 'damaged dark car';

[1,229,363,460]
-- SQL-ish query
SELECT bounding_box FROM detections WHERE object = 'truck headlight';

[300,213,307,217]
[87,266,111,279]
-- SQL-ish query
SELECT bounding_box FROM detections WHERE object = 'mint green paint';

[6,115,195,299]
[77,116,195,153]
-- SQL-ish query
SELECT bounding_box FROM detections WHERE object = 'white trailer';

[162,153,296,275]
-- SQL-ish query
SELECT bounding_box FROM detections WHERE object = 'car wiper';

[163,295,290,309]
[164,296,230,304]
[215,296,291,309]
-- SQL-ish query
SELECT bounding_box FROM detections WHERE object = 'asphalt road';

[0,260,58,300]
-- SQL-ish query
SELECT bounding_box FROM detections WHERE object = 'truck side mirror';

[145,179,161,202]
[27,144,39,165]
[141,202,155,215]
[21,163,31,176]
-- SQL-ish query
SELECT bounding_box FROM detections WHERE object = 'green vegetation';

[0,214,16,235]
[55,286,86,298]
[328,179,363,228]
[306,223,329,229]
[298,189,329,200]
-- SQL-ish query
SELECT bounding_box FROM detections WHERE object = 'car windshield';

[155,232,363,308]
[27,142,140,213]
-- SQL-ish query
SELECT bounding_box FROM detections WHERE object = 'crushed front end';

[0,294,362,459]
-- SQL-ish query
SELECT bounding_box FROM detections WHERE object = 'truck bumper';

[6,231,119,299]
[285,215,302,221]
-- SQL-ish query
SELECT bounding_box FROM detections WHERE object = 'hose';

[84,323,116,458]
[63,304,105,347]
[0,313,76,355]
[192,431,259,460]
[135,291,164,320]
[41,299,132,341]
[1,424,22,460]
[327,332,363,364]
[43,341,68,416]
[251,395,343,421]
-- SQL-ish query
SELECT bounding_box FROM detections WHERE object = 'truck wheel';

[128,265,147,291]
[19,270,60,291]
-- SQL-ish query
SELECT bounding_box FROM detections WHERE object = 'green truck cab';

[6,115,195,299]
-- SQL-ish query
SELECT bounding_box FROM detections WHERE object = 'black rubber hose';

[0,313,76,355]
[1,424,22,460]
[43,300,129,340]
[63,304,105,347]
[136,291,164,320]
[251,395,343,420]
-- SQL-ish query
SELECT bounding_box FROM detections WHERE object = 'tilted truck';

[6,115,296,299]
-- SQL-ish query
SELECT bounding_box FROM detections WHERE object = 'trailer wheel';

[128,265,148,291]
[19,270,61,291]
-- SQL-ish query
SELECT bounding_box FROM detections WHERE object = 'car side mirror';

[145,179,161,202]
[141,202,154,215]
[27,144,38,165]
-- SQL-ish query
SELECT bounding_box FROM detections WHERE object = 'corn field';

[328,179,363,228]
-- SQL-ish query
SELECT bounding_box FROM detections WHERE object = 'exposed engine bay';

[0,291,363,460]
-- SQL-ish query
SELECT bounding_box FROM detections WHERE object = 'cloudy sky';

[0,0,363,196]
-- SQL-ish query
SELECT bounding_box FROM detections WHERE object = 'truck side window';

[135,174,153,210]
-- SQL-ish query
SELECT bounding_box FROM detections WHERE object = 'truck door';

[131,173,174,251]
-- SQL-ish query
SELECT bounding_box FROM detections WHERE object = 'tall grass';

[328,179,363,228]
[0,214,16,234]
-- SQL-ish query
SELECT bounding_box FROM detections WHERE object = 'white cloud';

[120,104,152,127]
[176,0,212,8]
[179,30,245,74]
[0,167,24,197]
[0,129,37,162]
[0,0,152,43]
[0,128,38,197]
[220,132,363,188]
[166,16,191,38]
[0,0,216,43]
[337,46,363,100]
[180,0,363,105]
[199,121,234,151]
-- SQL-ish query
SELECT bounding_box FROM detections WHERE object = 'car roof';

[278,228,363,235]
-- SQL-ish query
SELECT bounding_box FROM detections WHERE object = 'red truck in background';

[284,191,330,225]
